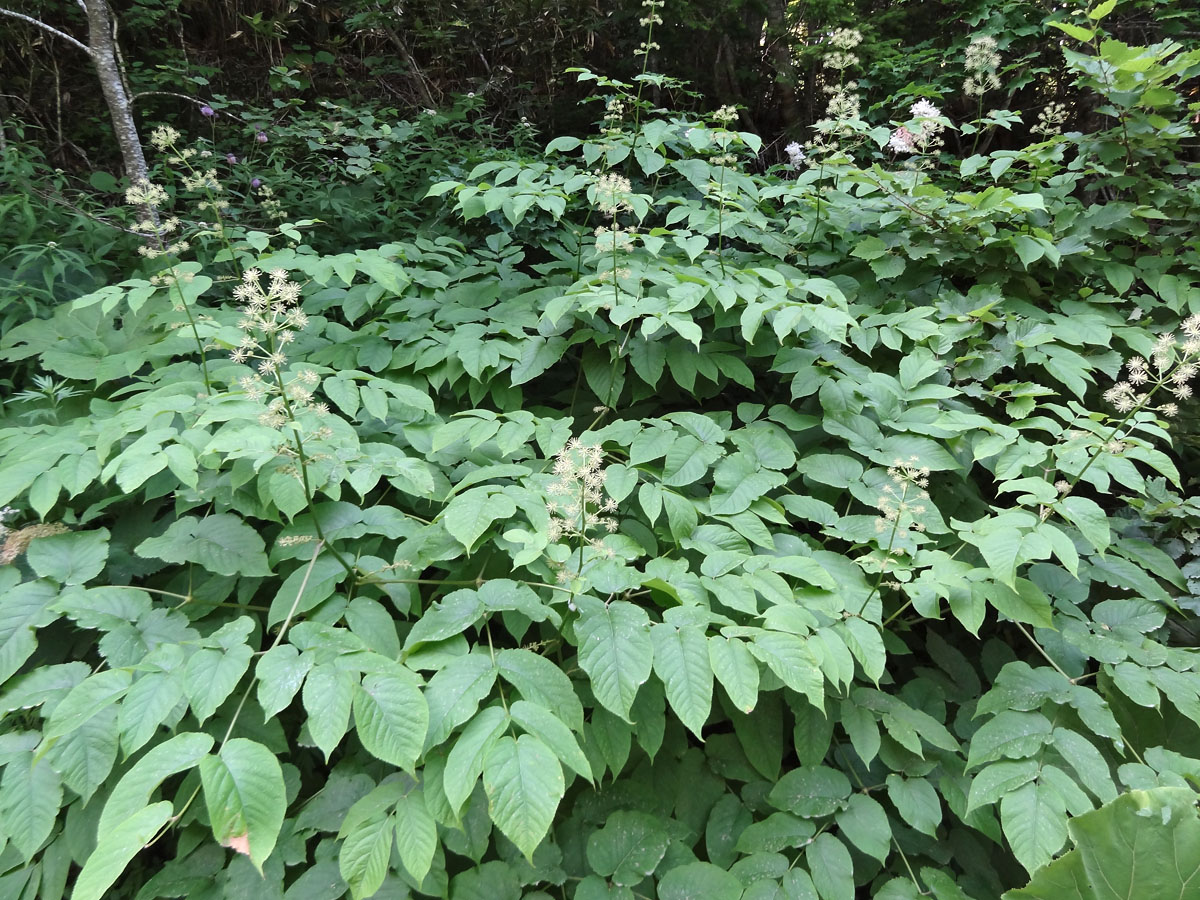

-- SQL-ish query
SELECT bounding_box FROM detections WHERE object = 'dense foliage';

[2,1,1200,899]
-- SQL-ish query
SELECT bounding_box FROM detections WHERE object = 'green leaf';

[967,711,1054,769]
[661,436,723,487]
[1088,0,1117,20]
[967,760,1040,813]
[444,705,509,815]
[46,705,118,802]
[72,801,174,900]
[768,765,851,818]
[886,775,942,836]
[989,579,1054,628]
[353,671,428,771]
[184,644,253,724]
[99,732,214,835]
[25,529,109,585]
[198,738,286,873]
[1057,497,1110,554]
[708,637,759,714]
[338,813,393,900]
[44,668,132,739]
[119,671,185,755]
[585,810,671,886]
[0,751,62,860]
[1004,787,1200,900]
[807,834,854,900]
[135,514,271,577]
[496,648,584,731]
[0,579,59,684]
[658,862,743,900]
[650,623,712,738]
[750,632,824,710]
[443,488,518,550]
[836,794,891,862]
[394,790,438,883]
[302,663,357,760]
[575,597,653,721]
[403,589,485,651]
[1001,781,1068,874]
[483,734,564,860]
[255,645,313,719]
[510,699,592,781]
[424,650,498,750]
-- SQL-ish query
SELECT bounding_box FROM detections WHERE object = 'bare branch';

[0,6,92,54]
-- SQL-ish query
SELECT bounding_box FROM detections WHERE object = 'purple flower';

[255,132,268,143]
[251,177,262,189]
[226,153,238,164]
[200,105,215,118]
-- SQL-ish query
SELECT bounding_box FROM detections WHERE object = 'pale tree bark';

[0,0,148,183]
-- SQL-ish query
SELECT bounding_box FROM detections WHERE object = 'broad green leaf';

[118,671,185,755]
[886,775,942,836]
[0,578,59,685]
[650,622,712,738]
[255,645,313,719]
[353,672,428,771]
[424,650,498,750]
[750,632,824,710]
[510,699,592,781]
[1004,787,1200,900]
[99,732,214,834]
[768,765,851,818]
[350,672,427,772]
[444,706,510,815]
[1001,781,1068,874]
[1057,497,1110,555]
[836,793,891,862]
[483,734,564,860]
[585,810,671,886]
[393,790,438,883]
[808,833,854,900]
[184,644,253,724]
[403,589,485,651]
[442,487,517,550]
[199,738,286,873]
[496,648,584,732]
[46,705,117,802]
[708,636,759,714]
[302,663,357,760]
[135,514,272,577]
[658,862,742,900]
[338,813,393,900]
[0,751,62,860]
[575,597,653,721]
[1048,20,1096,40]
[967,760,1040,813]
[44,668,132,739]
[72,801,173,900]
[967,711,1054,769]
[25,529,109,585]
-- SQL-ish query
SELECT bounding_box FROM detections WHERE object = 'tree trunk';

[84,0,149,184]
[0,1,148,183]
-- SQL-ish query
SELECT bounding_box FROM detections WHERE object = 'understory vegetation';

[2,0,1200,898]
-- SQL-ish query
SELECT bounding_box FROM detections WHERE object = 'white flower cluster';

[888,100,945,156]
[964,35,1002,96]
[230,268,328,428]
[784,141,806,168]
[1032,101,1069,136]
[545,438,618,579]
[874,457,930,540]
[1103,315,1200,420]
[634,0,665,55]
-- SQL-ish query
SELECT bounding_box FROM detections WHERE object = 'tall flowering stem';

[231,268,357,577]
[126,177,212,394]
[1065,317,1200,492]
[545,438,618,602]
[857,458,930,618]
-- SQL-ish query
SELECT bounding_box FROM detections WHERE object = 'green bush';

[1,7,1200,899]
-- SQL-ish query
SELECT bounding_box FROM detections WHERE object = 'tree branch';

[0,6,91,54]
